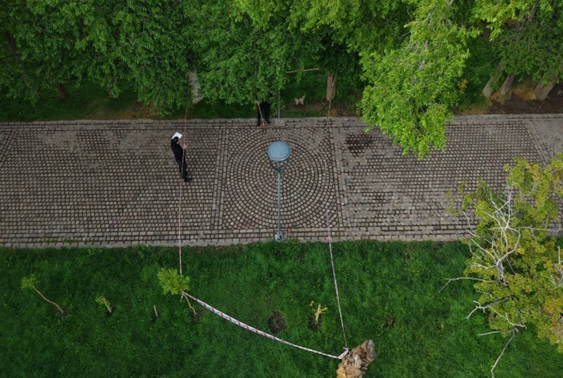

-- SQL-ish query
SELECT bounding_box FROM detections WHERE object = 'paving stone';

[0,115,561,247]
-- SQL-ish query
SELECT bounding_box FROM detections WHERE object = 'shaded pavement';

[0,114,561,248]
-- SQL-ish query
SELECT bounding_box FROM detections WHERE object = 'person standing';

[256,101,271,126]
[171,135,192,183]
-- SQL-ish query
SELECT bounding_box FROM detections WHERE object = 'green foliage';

[0,81,138,122]
[95,296,112,314]
[1,242,562,376]
[1,0,561,154]
[21,274,38,290]
[458,154,563,352]
[456,35,495,111]
[360,0,474,158]
[157,268,190,296]
[472,0,549,38]
[0,1,83,103]
[471,0,563,99]
[488,1,563,81]
[1,1,194,114]
[189,0,321,107]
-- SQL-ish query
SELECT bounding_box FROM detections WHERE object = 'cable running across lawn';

[326,210,349,350]
[181,291,348,360]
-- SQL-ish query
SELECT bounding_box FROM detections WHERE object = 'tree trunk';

[499,74,515,96]
[326,73,336,102]
[189,71,203,104]
[55,83,69,99]
[482,62,504,98]
[4,31,19,57]
[534,73,558,101]
[4,31,32,87]
[336,340,377,378]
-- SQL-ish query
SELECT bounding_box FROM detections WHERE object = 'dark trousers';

[176,158,191,182]
[257,102,271,125]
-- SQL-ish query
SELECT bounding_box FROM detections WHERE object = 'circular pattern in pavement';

[222,127,339,230]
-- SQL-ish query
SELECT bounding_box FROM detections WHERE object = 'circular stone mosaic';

[221,127,339,230]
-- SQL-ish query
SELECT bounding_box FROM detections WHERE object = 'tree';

[236,0,474,157]
[108,1,195,113]
[157,267,196,315]
[21,274,66,316]
[65,0,196,113]
[0,1,84,102]
[189,0,322,107]
[446,154,563,376]
[360,0,474,157]
[1,1,195,113]
[2,1,560,155]
[95,295,113,315]
[474,0,562,99]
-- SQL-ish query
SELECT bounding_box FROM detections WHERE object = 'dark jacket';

[171,139,185,164]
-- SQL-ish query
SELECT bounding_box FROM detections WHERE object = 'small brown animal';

[294,95,305,105]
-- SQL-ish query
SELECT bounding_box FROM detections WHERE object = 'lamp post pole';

[267,141,291,241]
[276,168,282,239]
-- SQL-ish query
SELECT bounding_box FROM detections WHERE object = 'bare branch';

[180,291,197,316]
[439,277,493,293]
[466,298,510,320]
[489,306,526,330]
[449,163,561,375]
[469,261,494,270]
[32,287,65,316]
[478,330,504,336]
[491,331,515,378]
[550,247,563,288]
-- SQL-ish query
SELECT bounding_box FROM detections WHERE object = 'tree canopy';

[1,0,560,155]
[452,155,563,362]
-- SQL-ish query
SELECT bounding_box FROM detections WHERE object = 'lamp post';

[267,141,291,241]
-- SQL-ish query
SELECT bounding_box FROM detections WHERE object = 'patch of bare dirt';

[286,98,359,117]
[116,102,160,119]
[116,82,561,120]
[485,83,563,114]
[268,311,287,334]
[293,83,562,117]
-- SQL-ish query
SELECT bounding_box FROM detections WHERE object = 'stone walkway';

[0,114,561,248]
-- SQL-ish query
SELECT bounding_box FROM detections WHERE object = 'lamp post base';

[274,231,285,241]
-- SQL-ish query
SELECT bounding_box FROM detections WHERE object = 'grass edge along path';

[1,240,562,377]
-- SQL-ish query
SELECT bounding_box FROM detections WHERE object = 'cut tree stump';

[336,340,377,378]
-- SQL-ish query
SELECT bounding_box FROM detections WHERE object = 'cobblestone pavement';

[0,114,561,248]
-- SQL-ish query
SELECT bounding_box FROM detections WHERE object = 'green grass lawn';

[1,241,561,377]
